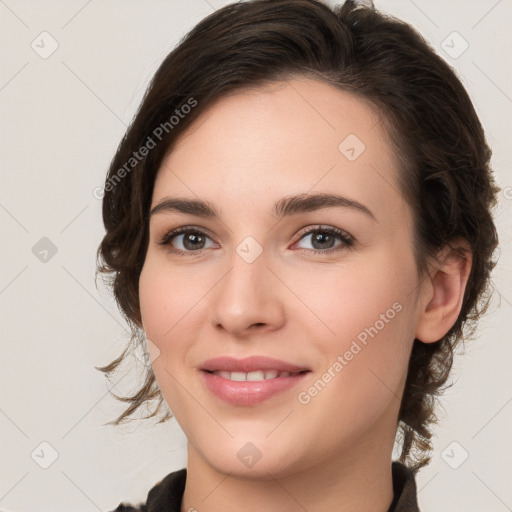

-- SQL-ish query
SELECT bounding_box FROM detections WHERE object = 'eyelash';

[158,225,355,257]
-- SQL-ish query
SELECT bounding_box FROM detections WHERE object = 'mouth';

[200,355,310,374]
[199,355,311,406]
[203,369,309,381]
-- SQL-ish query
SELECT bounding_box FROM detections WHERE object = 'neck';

[180,425,396,512]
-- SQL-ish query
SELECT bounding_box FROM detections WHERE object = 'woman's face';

[139,78,423,478]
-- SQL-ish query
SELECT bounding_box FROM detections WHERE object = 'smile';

[207,370,304,381]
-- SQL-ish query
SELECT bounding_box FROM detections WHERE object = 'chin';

[194,436,306,480]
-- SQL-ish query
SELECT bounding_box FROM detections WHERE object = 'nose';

[209,249,285,338]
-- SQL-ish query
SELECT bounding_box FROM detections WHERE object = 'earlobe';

[415,241,472,343]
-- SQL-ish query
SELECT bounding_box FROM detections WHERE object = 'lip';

[201,371,310,406]
[199,355,310,373]
[199,356,311,406]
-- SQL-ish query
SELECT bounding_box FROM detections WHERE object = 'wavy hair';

[95,0,499,471]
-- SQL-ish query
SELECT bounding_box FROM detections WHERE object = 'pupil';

[313,231,333,250]
[184,232,203,250]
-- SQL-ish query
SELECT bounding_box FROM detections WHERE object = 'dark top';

[110,461,420,512]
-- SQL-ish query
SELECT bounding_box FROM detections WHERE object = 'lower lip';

[200,370,310,406]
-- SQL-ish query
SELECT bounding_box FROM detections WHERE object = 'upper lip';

[200,356,310,373]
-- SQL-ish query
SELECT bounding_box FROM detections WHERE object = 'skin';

[138,77,471,512]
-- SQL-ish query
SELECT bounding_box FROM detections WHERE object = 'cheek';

[292,296,413,454]
[290,248,417,411]
[288,245,417,348]
[139,255,206,341]
[138,259,197,413]
[138,255,218,391]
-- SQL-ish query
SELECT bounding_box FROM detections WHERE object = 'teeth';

[211,370,297,381]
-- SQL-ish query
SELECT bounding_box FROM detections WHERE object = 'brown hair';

[95,0,499,471]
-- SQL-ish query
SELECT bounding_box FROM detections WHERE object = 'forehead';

[153,78,404,222]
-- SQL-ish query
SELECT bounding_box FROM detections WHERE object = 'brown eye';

[294,226,354,254]
[159,227,216,255]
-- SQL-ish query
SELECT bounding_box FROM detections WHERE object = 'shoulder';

[107,468,187,512]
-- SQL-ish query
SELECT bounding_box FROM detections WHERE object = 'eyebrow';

[150,192,376,221]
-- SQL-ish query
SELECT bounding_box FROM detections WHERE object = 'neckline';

[145,461,419,512]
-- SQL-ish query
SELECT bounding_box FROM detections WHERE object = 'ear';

[415,240,472,343]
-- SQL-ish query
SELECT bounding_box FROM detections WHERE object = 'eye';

[158,224,355,257]
[293,225,354,254]
[158,226,216,255]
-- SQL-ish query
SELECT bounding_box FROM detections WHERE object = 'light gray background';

[0,1,511,511]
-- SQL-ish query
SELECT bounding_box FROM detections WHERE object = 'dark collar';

[113,461,420,512]
[387,461,420,511]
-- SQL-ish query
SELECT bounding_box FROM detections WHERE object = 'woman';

[96,0,499,510]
